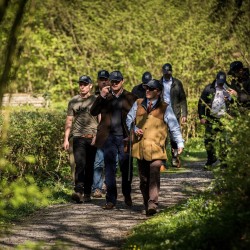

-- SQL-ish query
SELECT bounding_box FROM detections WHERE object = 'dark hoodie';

[230,68,250,108]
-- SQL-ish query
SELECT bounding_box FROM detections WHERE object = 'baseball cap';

[142,72,152,84]
[78,75,92,84]
[228,61,243,75]
[97,70,109,79]
[109,71,123,81]
[143,79,163,90]
[162,63,172,74]
[216,71,227,84]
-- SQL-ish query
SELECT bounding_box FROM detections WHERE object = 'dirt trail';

[0,161,213,250]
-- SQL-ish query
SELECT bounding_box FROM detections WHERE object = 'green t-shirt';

[67,95,98,137]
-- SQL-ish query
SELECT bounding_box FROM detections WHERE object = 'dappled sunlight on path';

[0,161,213,249]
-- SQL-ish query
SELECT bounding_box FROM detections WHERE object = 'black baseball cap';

[143,79,163,90]
[109,71,123,81]
[216,71,227,84]
[228,61,243,75]
[142,72,152,84]
[162,63,172,74]
[78,75,92,84]
[97,70,109,79]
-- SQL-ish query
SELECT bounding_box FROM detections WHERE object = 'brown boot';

[160,165,167,172]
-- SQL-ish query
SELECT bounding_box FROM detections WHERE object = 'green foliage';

[0,175,50,224]
[213,110,250,203]
[0,108,70,181]
[16,240,70,250]
[124,194,249,250]
[0,107,72,225]
[1,0,249,139]
[181,137,207,161]
[1,0,249,101]
[124,112,250,249]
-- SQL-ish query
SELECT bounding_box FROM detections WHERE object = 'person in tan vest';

[126,79,184,216]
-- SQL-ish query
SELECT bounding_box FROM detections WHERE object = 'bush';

[124,110,250,249]
[0,108,70,182]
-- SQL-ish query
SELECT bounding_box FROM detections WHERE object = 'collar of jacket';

[160,76,176,87]
[210,80,216,90]
[140,97,162,111]
[111,88,124,98]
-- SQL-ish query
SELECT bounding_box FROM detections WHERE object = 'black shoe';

[72,192,83,204]
[206,157,217,166]
[83,194,91,202]
[146,208,157,216]
[124,196,133,207]
[204,158,217,170]
[102,202,115,210]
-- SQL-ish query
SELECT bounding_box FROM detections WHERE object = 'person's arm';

[63,115,73,151]
[198,85,209,122]
[178,80,188,119]
[126,101,143,138]
[164,105,184,152]
[238,80,250,103]
[90,95,107,116]
[126,101,137,131]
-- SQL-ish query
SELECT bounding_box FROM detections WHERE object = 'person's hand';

[135,128,143,139]
[200,118,207,125]
[228,89,238,97]
[91,136,96,146]
[181,116,187,124]
[63,140,69,151]
[178,147,183,155]
[100,86,111,98]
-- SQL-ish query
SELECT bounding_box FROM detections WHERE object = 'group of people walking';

[63,60,249,216]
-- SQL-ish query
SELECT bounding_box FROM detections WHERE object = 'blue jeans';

[92,149,119,192]
[103,134,133,205]
[92,148,105,192]
[73,137,97,194]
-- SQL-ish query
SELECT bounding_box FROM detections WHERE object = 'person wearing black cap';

[198,71,234,169]
[95,70,110,95]
[90,70,137,209]
[160,63,187,168]
[132,71,152,98]
[228,61,250,109]
[126,79,184,216]
[63,75,98,203]
[91,70,110,198]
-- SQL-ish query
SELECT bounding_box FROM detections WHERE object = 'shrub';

[0,108,70,182]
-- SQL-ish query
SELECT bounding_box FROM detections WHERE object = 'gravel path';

[0,161,213,250]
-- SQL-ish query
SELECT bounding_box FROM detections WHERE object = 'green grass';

[123,194,249,250]
[123,137,250,250]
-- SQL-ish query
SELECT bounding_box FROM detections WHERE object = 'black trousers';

[73,137,97,194]
[204,119,225,164]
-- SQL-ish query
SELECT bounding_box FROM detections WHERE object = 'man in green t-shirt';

[63,75,98,203]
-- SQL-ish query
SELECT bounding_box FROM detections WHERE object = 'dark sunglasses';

[143,86,157,91]
[98,77,109,81]
[111,80,121,85]
[79,82,90,86]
